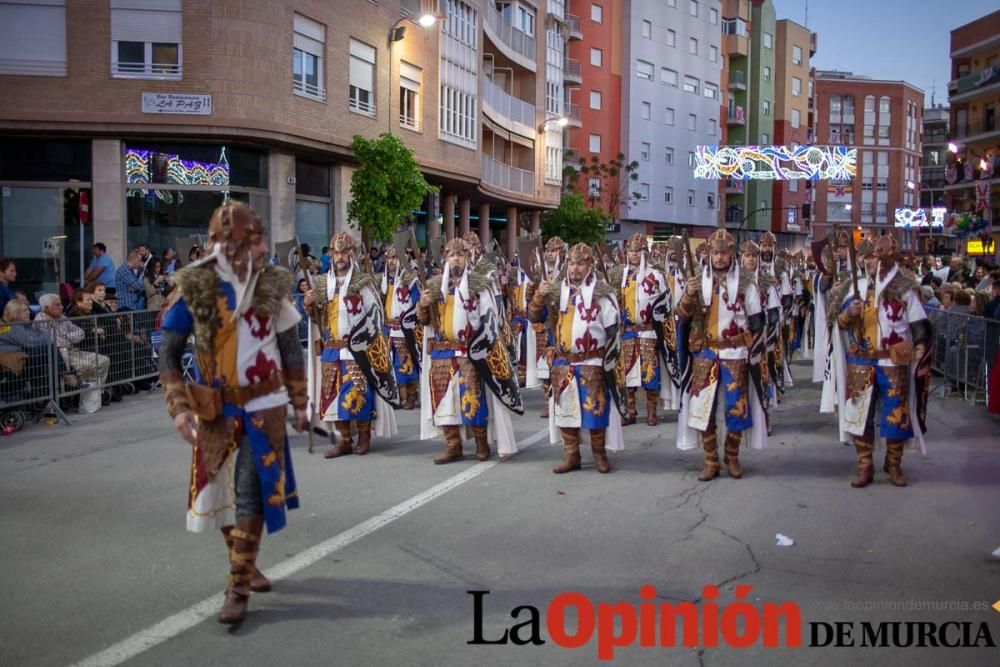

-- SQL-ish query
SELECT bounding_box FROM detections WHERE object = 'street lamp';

[906,180,916,190]
[539,116,569,132]
[947,142,959,154]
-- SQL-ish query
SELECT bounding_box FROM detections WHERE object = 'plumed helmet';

[444,238,469,257]
[462,231,482,251]
[567,243,595,264]
[740,240,761,256]
[707,228,736,254]
[329,232,356,253]
[383,245,398,259]
[759,231,777,247]
[874,235,899,260]
[545,236,566,253]
[625,232,647,252]
[856,239,876,257]
[207,201,264,264]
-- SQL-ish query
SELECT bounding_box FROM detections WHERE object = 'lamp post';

[387,12,442,133]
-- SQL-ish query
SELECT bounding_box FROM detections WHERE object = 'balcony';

[727,70,747,91]
[563,147,581,170]
[727,105,746,125]
[922,130,949,145]
[809,32,817,57]
[484,2,537,71]
[566,14,582,40]
[564,57,582,84]
[724,34,749,58]
[725,179,744,194]
[922,166,946,189]
[482,154,535,195]
[565,102,582,128]
[951,117,999,143]
[948,65,999,103]
[482,76,536,139]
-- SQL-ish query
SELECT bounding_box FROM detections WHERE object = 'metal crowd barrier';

[925,307,998,405]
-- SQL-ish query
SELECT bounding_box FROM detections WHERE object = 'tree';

[563,152,641,221]
[540,192,610,246]
[347,133,437,242]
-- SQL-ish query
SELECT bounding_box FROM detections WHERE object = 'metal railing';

[481,76,536,134]
[727,105,746,124]
[926,307,998,405]
[113,61,182,78]
[566,14,581,37]
[484,2,537,64]
[951,117,998,139]
[728,70,747,88]
[293,78,327,101]
[949,65,999,97]
[564,57,581,80]
[481,154,535,194]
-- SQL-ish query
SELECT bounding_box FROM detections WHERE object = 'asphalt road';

[1,359,999,667]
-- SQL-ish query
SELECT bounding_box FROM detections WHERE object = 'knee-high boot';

[553,428,582,473]
[472,426,490,461]
[723,432,743,479]
[698,430,720,481]
[217,515,264,624]
[645,391,659,426]
[590,429,611,473]
[883,439,907,487]
[355,421,372,455]
[222,525,270,593]
[540,379,551,418]
[624,388,638,425]
[434,425,464,464]
[851,437,874,488]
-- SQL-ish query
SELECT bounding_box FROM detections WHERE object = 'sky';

[771,0,998,107]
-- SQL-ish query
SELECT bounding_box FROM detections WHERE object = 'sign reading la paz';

[141,93,212,115]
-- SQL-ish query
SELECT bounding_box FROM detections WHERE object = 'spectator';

[986,279,1000,321]
[0,258,17,315]
[188,245,202,263]
[114,251,146,311]
[973,263,993,291]
[66,289,104,350]
[920,285,941,308]
[84,281,110,315]
[143,256,171,311]
[319,246,331,274]
[135,243,152,270]
[939,283,956,309]
[34,293,109,384]
[0,299,68,397]
[84,243,117,293]
[946,256,970,285]
[163,247,180,274]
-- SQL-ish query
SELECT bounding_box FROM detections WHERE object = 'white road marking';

[70,427,550,667]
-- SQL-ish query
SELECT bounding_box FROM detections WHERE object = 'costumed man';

[759,232,793,402]
[158,202,307,624]
[677,228,767,481]
[818,230,860,420]
[303,232,400,459]
[380,245,422,410]
[611,232,668,426]
[739,239,776,429]
[507,254,538,388]
[416,238,522,463]
[530,236,566,418]
[529,243,624,474]
[661,236,690,416]
[829,235,931,487]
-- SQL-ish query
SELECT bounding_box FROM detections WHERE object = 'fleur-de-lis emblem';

[575,329,599,352]
[578,302,600,322]
[345,294,363,315]
[641,273,659,295]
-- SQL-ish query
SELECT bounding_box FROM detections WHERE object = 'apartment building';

[0,0,566,298]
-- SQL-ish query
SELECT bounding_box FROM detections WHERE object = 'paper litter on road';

[776,533,795,547]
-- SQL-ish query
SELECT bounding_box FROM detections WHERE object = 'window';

[292,14,325,100]
[689,0,698,17]
[687,189,696,206]
[660,67,678,87]
[439,0,477,148]
[665,107,675,125]
[443,0,477,46]
[590,48,602,67]
[688,151,696,167]
[515,4,535,36]
[710,7,718,24]
[763,32,773,49]
[830,94,842,112]
[664,187,674,204]
[640,183,650,201]
[665,147,674,164]
[399,61,421,130]
[708,118,716,136]
[591,3,603,23]
[589,90,602,109]
[588,177,601,197]
[878,125,890,139]
[762,100,770,116]
[641,19,652,39]
[636,59,653,80]
[761,133,769,144]
[789,179,798,192]
[688,114,697,131]
[683,76,699,94]
[703,83,718,100]
[879,96,890,114]
[877,181,887,192]
[722,18,748,36]
[689,37,698,55]
[640,142,650,160]
[111,0,182,78]
[666,29,676,47]
[791,108,800,129]
[589,134,601,153]
[864,125,874,138]
[792,77,801,97]
[707,193,715,209]
[709,45,718,62]
[640,101,651,119]
[762,66,771,82]
[349,39,376,115]
[792,45,802,65]
[0,0,67,76]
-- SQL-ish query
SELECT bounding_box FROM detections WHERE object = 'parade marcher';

[507,254,539,388]
[529,243,624,473]
[829,235,931,488]
[677,229,767,481]
[530,236,566,418]
[758,232,793,401]
[610,232,668,426]
[304,232,400,459]
[380,245,422,410]
[739,240,776,429]
[158,202,308,624]
[416,238,522,463]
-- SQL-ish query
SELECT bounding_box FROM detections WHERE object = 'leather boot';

[540,380,550,418]
[403,383,417,410]
[217,515,263,624]
[590,429,611,473]
[473,426,491,461]
[724,432,743,479]
[851,438,875,488]
[646,391,658,426]
[324,421,354,458]
[624,388,638,425]
[698,431,720,481]
[883,439,907,487]
[222,526,270,593]
[434,426,464,464]
[553,428,582,473]
[355,421,372,455]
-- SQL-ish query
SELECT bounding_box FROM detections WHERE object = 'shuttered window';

[110,0,182,78]
[0,1,67,76]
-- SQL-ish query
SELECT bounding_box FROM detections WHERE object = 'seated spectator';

[0,299,69,397]
[34,293,109,385]
[85,281,110,315]
[920,285,941,308]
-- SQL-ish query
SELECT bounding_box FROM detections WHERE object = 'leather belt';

[625,323,655,334]
[558,347,606,364]
[386,318,401,328]
[221,370,284,407]
[849,346,892,360]
[324,339,348,350]
[704,332,752,350]
[431,340,465,352]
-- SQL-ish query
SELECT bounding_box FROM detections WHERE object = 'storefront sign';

[965,239,996,255]
[141,93,212,115]
[606,223,621,233]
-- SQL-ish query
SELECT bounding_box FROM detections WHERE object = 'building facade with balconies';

[0,0,563,297]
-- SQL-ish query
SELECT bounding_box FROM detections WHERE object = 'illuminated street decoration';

[894,207,947,229]
[125,147,230,186]
[694,145,856,181]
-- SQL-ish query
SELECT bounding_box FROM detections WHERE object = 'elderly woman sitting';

[0,299,70,397]
[33,293,109,385]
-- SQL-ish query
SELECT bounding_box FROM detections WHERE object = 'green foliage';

[563,152,641,220]
[347,133,437,242]
[541,192,610,246]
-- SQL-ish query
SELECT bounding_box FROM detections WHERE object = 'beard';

[761,251,774,263]
[878,258,895,279]
[449,263,465,279]
[334,260,350,275]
